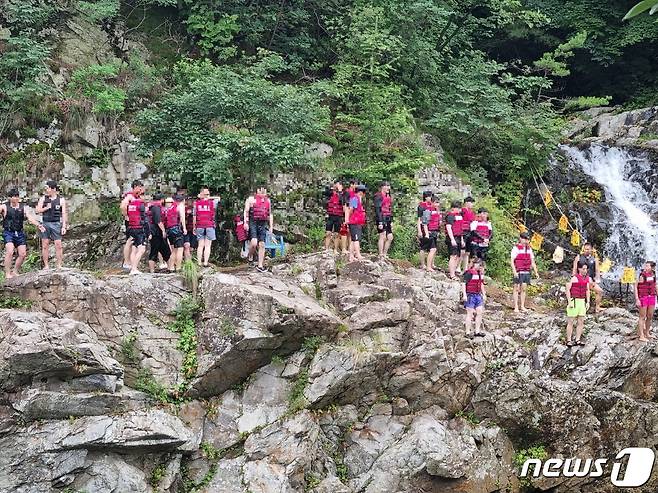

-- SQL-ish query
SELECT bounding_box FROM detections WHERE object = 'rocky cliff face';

[1,254,658,492]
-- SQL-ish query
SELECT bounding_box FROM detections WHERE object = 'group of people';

[1,179,656,344]
[120,181,274,274]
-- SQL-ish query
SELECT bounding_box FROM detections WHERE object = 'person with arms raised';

[36,180,68,270]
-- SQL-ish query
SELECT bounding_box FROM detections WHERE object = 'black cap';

[422,190,433,199]
[173,194,184,202]
[520,232,530,239]
[477,207,488,213]
[7,189,19,197]
[356,184,367,192]
[464,196,475,203]
[131,180,143,189]
[46,180,58,190]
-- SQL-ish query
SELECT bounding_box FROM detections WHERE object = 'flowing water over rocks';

[1,254,658,492]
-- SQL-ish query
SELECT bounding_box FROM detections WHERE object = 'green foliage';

[302,336,324,355]
[137,57,330,197]
[3,0,57,30]
[624,0,658,20]
[0,295,33,309]
[120,330,139,362]
[200,441,220,460]
[534,32,587,78]
[181,259,199,295]
[564,96,612,112]
[135,367,171,403]
[513,445,548,486]
[67,64,126,115]
[79,148,111,168]
[149,463,166,487]
[455,410,480,426]
[168,296,201,384]
[77,0,120,23]
[288,369,309,412]
[185,8,239,58]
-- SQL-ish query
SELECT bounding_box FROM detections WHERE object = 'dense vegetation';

[0,0,654,277]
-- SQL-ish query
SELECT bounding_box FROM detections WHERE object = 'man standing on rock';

[460,196,476,273]
[572,243,603,313]
[374,181,394,260]
[566,261,591,346]
[346,184,367,263]
[146,192,170,273]
[469,208,493,268]
[163,195,186,272]
[124,184,149,275]
[635,261,656,342]
[1,189,44,278]
[324,180,345,254]
[36,180,68,270]
[244,185,273,273]
[511,232,539,312]
[194,187,220,268]
[463,257,486,338]
[120,181,142,270]
[445,200,465,280]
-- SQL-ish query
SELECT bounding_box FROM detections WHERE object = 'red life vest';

[638,272,657,297]
[146,201,162,225]
[195,199,216,228]
[465,268,485,294]
[376,192,393,218]
[349,195,366,225]
[127,198,145,229]
[473,221,492,244]
[185,205,194,231]
[252,194,270,221]
[570,274,590,299]
[513,244,533,272]
[462,207,476,224]
[234,215,248,242]
[164,204,180,228]
[326,191,343,217]
[445,211,464,236]
[427,206,441,232]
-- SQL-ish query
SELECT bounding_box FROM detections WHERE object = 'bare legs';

[4,243,26,278]
[566,316,584,343]
[513,283,528,312]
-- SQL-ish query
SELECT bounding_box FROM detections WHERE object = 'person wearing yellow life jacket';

[374,181,394,260]
[346,184,367,263]
[163,194,187,272]
[445,200,465,280]
[244,185,273,273]
[572,243,603,313]
[194,187,220,268]
[1,189,44,278]
[635,261,657,343]
[462,257,486,338]
[460,196,476,273]
[566,261,592,347]
[510,232,539,313]
[469,208,493,267]
[324,180,345,254]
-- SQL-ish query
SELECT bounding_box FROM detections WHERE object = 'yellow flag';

[543,190,553,207]
[558,215,569,233]
[621,267,636,284]
[517,222,527,234]
[599,258,612,274]
[570,230,581,247]
[530,232,544,251]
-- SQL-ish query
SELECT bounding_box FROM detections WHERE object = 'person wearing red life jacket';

[194,187,220,267]
[183,196,198,262]
[635,261,657,342]
[346,184,367,263]
[510,232,539,313]
[324,180,345,254]
[572,242,603,313]
[445,200,465,280]
[374,181,394,260]
[146,192,170,273]
[422,194,443,272]
[460,196,476,273]
[163,194,187,272]
[119,180,143,270]
[122,183,149,274]
[244,185,273,273]
[234,214,249,259]
[417,191,434,270]
[469,208,493,267]
[462,257,486,338]
[1,189,44,279]
[566,261,592,346]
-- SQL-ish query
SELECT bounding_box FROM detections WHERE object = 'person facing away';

[463,257,487,338]
[572,242,603,313]
[244,185,273,273]
[510,231,539,313]
[146,192,171,273]
[374,181,394,260]
[1,189,44,278]
[565,261,592,347]
[635,260,657,343]
[35,180,68,270]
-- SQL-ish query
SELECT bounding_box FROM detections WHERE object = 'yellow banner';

[599,258,612,274]
[543,190,553,207]
[517,222,527,234]
[558,215,569,233]
[570,230,581,247]
[530,232,544,251]
[621,267,636,284]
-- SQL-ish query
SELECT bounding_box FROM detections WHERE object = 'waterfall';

[561,144,658,278]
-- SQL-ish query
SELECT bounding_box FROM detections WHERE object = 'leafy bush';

[564,96,612,112]
[67,64,126,115]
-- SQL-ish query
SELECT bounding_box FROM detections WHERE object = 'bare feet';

[129,269,140,275]
[639,337,650,342]
[5,272,14,279]
[520,307,528,312]
[513,308,520,314]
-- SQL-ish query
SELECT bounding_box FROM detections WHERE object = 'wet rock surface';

[1,253,658,492]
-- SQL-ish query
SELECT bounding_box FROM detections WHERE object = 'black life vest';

[3,202,25,232]
[42,196,62,222]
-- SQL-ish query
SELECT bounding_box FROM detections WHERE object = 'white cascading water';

[561,144,658,279]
